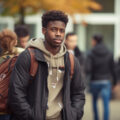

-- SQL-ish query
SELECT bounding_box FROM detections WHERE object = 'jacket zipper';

[43,62,49,120]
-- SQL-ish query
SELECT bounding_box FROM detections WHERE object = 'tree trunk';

[19,7,25,25]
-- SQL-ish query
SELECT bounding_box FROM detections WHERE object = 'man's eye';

[51,28,57,32]
[60,29,65,33]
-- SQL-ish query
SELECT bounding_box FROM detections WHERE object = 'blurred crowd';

[0,24,120,120]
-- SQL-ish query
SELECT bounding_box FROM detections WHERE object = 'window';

[27,24,36,38]
[93,0,115,13]
[0,24,8,31]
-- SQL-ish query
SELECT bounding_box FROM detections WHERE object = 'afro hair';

[42,10,68,28]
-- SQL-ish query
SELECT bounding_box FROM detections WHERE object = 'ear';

[42,27,46,35]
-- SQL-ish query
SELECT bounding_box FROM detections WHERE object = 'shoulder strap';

[28,48,74,78]
[28,48,38,77]
[69,53,74,79]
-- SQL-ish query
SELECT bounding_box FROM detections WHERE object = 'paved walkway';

[83,94,120,120]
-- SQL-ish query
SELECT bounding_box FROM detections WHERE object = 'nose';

[56,30,61,36]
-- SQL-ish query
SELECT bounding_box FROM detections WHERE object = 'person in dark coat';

[86,34,117,120]
[8,10,85,120]
[65,32,86,81]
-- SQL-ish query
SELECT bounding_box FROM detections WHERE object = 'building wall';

[0,17,14,31]
[0,0,120,58]
[75,0,120,59]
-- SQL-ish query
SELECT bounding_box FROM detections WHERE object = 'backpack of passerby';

[0,29,25,120]
[8,10,85,120]
[0,48,37,113]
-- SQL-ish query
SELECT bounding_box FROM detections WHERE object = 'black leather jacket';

[8,48,85,120]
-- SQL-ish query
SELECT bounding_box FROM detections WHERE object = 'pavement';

[82,94,120,120]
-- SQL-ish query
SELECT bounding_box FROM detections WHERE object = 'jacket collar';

[34,48,46,62]
[34,47,69,63]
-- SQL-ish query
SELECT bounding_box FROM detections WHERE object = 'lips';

[54,39,62,44]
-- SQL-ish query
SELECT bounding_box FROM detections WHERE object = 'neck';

[68,48,74,50]
[44,41,60,55]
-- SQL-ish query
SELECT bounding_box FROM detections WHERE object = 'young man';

[15,25,30,48]
[86,34,117,120]
[8,10,85,120]
[65,32,86,81]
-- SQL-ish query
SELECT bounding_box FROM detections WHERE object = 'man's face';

[65,35,78,50]
[91,39,97,47]
[42,21,66,48]
[19,36,30,48]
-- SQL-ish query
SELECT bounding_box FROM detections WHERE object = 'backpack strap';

[28,48,38,77]
[28,48,74,79]
[69,53,74,79]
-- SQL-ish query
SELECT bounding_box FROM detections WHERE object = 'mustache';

[53,38,63,40]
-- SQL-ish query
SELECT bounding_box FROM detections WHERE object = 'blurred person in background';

[0,29,24,120]
[86,34,117,120]
[115,57,120,82]
[65,32,86,81]
[113,56,120,99]
[15,25,30,48]
[0,29,24,64]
